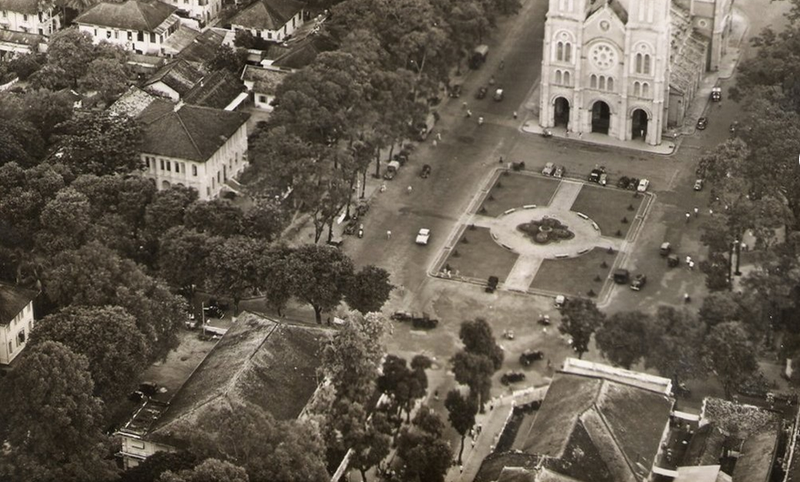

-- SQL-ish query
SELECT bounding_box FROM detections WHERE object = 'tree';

[31,305,148,404]
[206,236,268,313]
[558,298,606,359]
[325,400,391,482]
[376,354,428,422]
[7,52,45,80]
[54,110,143,176]
[0,118,44,168]
[703,322,759,399]
[35,187,92,254]
[241,198,287,241]
[78,57,130,104]
[0,162,66,249]
[206,44,248,75]
[451,351,494,411]
[644,306,708,387]
[594,311,650,369]
[184,198,244,238]
[183,403,328,482]
[159,459,249,482]
[145,186,198,240]
[698,291,746,327]
[119,451,198,482]
[259,244,294,316]
[20,88,74,143]
[459,318,504,370]
[345,265,393,314]
[159,226,224,296]
[444,389,478,465]
[287,244,354,323]
[0,341,117,482]
[43,29,96,87]
[396,406,452,482]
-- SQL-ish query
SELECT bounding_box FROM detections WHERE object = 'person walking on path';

[694,207,699,217]
[432,139,438,147]
[436,132,442,141]
[386,230,391,239]
[513,111,518,119]
[407,185,413,194]
[685,212,691,223]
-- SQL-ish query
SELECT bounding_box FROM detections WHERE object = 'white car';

[637,178,650,192]
[416,228,431,245]
[542,162,555,176]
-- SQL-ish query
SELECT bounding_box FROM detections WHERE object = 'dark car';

[391,311,414,322]
[476,86,488,99]
[485,275,499,293]
[448,84,462,98]
[203,305,224,319]
[412,314,439,329]
[501,371,526,385]
[420,164,431,178]
[519,350,544,366]
[588,168,604,183]
[696,117,708,130]
[613,269,630,284]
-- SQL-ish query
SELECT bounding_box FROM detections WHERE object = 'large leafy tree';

[41,29,96,87]
[644,307,708,387]
[594,311,650,369]
[451,351,494,411]
[345,265,393,314]
[287,244,354,323]
[0,341,118,482]
[54,110,143,176]
[459,318,504,370]
[703,322,759,399]
[31,305,148,404]
[445,389,478,465]
[119,451,199,482]
[396,406,452,482]
[241,198,287,241]
[35,186,92,254]
[206,236,269,314]
[78,57,130,104]
[558,298,606,359]
[159,226,224,296]
[184,199,244,238]
[376,354,429,422]
[159,459,249,482]
[0,162,66,249]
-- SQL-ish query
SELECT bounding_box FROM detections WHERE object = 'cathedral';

[539,0,733,146]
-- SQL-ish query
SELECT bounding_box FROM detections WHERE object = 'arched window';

[642,82,650,97]
[565,43,572,63]
[633,81,641,96]
[644,54,651,75]
[607,77,614,91]
[599,76,606,90]
[556,42,564,61]
[555,70,562,84]
[590,74,597,88]
[564,71,570,86]
[635,53,642,73]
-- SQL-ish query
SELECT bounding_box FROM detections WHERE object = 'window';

[555,70,562,84]
[145,157,150,168]
[633,81,640,96]
[258,95,267,103]
[166,161,171,172]
[94,28,98,36]
[17,330,25,345]
[642,82,650,97]
[107,30,112,38]
[1,11,6,18]
[131,441,146,450]
[150,32,156,42]
[23,14,28,21]
[115,31,119,39]
[599,76,605,90]
[137,31,144,41]
[564,43,572,63]
[267,31,272,39]
[590,74,597,89]
[7,341,11,354]
[127,31,132,40]
[607,77,613,91]
[635,53,642,73]
[556,41,563,61]
[644,54,651,75]
[192,165,197,176]
[160,159,165,170]
[563,71,570,86]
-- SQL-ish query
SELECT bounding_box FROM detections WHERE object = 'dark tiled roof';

[137,98,249,162]
[241,65,288,93]
[145,59,203,97]
[75,0,177,32]
[0,29,43,46]
[474,452,541,482]
[109,86,158,117]
[271,35,336,69]
[177,28,225,66]
[0,0,39,15]
[0,282,37,326]
[183,70,245,109]
[146,312,328,446]
[229,0,304,30]
[586,0,627,24]
[683,424,726,466]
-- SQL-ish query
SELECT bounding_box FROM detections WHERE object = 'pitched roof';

[241,65,289,93]
[183,70,246,109]
[683,424,726,466]
[177,28,225,66]
[0,29,43,47]
[229,0,304,30]
[518,359,674,482]
[161,23,201,55]
[75,0,177,32]
[731,424,779,482]
[109,86,159,117]
[137,99,249,162]
[271,35,336,69]
[0,282,37,326]
[474,452,542,482]
[144,59,204,97]
[0,0,40,15]
[145,312,328,446]
[587,0,628,24]
[675,466,732,482]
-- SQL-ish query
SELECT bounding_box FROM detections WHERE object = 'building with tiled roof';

[160,0,221,27]
[539,0,732,146]
[144,58,204,100]
[109,86,159,117]
[137,98,249,199]
[241,64,289,110]
[229,0,305,44]
[182,69,247,110]
[176,28,226,70]
[116,312,329,468]
[75,0,180,55]
[0,0,59,58]
[0,282,38,365]
[269,33,336,69]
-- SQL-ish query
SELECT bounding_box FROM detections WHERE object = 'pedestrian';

[513,111,518,119]
[499,155,504,163]
[459,465,463,474]
[689,260,695,270]
[407,185,412,194]
[466,109,473,118]
[709,209,714,215]
[686,256,692,265]
[386,230,391,239]
[436,132,442,141]
[565,128,570,138]
[685,212,691,223]
[471,439,476,448]
[499,59,505,70]
[694,207,699,217]
[462,101,467,110]
[432,139,438,147]
[579,132,583,139]
[380,183,386,192]
[477,424,482,434]
[547,358,552,368]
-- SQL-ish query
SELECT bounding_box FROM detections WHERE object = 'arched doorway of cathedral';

[591,101,610,134]
[553,97,570,127]
[631,109,648,141]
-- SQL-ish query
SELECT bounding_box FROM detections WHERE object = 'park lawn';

[570,185,643,238]
[444,226,518,282]
[478,173,560,217]
[530,247,616,298]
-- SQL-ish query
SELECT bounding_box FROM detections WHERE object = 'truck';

[469,44,489,69]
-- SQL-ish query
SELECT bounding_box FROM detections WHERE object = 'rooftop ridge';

[174,107,204,159]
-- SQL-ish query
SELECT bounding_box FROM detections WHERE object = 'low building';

[75,0,180,56]
[240,64,288,111]
[116,312,329,468]
[0,282,37,365]
[0,0,59,58]
[229,0,304,44]
[143,58,203,100]
[161,0,221,28]
[182,69,247,110]
[109,86,158,117]
[137,98,250,199]
[176,27,225,71]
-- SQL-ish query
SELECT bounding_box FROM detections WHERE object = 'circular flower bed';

[517,217,575,244]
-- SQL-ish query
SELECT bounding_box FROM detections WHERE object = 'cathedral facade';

[539,0,733,146]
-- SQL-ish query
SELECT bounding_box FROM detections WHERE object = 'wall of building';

[232,11,303,43]
[145,81,180,100]
[77,20,178,55]
[141,123,248,200]
[163,0,221,26]
[0,301,34,365]
[119,435,174,470]
[0,8,58,35]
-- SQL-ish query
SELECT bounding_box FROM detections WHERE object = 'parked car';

[391,311,414,322]
[729,121,738,134]
[710,87,721,101]
[412,313,439,329]
[542,162,555,176]
[420,164,431,178]
[630,274,647,291]
[493,88,504,101]
[501,371,526,385]
[327,238,344,248]
[502,329,515,340]
[660,242,671,256]
[599,173,608,186]
[449,84,462,98]
[476,86,488,99]
[541,128,553,138]
[697,117,708,130]
[589,168,604,183]
[694,179,704,191]
[537,314,551,325]
[617,176,631,189]
[637,178,650,192]
[384,160,400,180]
[554,295,567,307]
[613,269,630,284]
[519,350,545,366]
[627,178,640,191]
[667,254,680,267]
[416,228,431,245]
[486,275,499,293]
[554,165,565,178]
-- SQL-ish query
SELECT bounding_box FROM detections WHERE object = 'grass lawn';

[444,226,518,282]
[530,247,616,297]
[570,185,643,238]
[478,173,560,217]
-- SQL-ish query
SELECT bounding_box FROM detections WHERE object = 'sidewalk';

[520,5,750,155]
